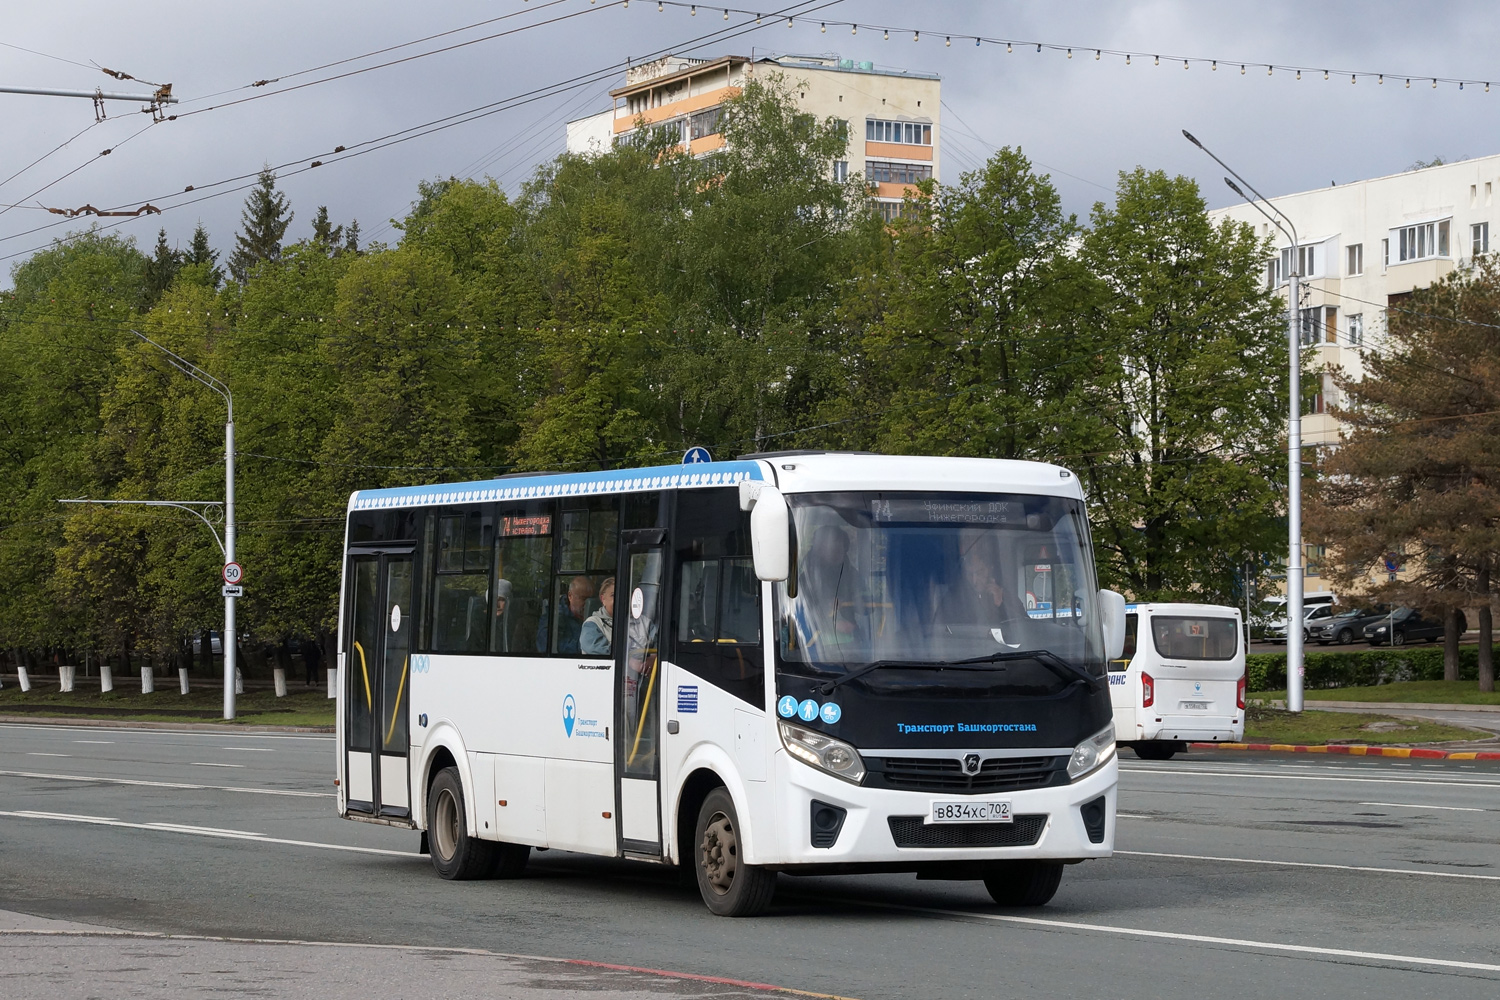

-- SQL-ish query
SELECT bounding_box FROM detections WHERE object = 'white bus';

[1109,603,1246,760]
[334,453,1126,915]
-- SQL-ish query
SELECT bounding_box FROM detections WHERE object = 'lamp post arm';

[58,498,225,558]
[1183,130,1298,248]
[131,330,233,420]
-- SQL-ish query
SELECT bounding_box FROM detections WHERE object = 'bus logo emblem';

[963,754,981,774]
[562,694,576,737]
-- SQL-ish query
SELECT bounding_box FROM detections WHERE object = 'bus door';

[616,529,666,854]
[1108,610,1140,736]
[345,548,414,819]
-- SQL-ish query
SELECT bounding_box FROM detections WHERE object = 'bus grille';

[866,755,1068,794]
[888,814,1047,848]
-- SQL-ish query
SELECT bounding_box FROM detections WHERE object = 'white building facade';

[565,53,942,219]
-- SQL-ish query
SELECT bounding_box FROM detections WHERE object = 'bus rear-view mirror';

[1099,589,1127,661]
[748,486,790,582]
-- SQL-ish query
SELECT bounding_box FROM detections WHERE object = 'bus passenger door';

[616,536,666,854]
[345,550,415,819]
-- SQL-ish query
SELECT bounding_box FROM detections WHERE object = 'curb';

[1253,699,1500,713]
[1191,741,1500,760]
[0,714,333,734]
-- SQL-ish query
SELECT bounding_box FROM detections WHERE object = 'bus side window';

[672,488,762,704]
[1110,613,1137,671]
[547,499,621,656]
[493,504,553,654]
[430,508,494,654]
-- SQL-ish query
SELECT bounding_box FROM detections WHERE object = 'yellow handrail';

[627,652,659,767]
[384,655,409,748]
[353,641,372,709]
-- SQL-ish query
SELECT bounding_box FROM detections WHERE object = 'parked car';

[1264,602,1336,643]
[1309,606,1391,645]
[191,631,223,656]
[1364,608,1461,646]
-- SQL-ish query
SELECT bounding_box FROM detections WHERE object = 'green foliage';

[1246,645,1500,691]
[228,169,294,284]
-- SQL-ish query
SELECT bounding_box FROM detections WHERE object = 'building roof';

[756,53,941,82]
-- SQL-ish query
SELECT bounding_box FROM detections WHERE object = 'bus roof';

[348,453,1083,511]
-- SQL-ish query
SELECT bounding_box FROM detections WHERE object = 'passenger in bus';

[492,579,513,652]
[793,525,864,655]
[551,575,596,655]
[581,576,615,655]
[962,536,1028,642]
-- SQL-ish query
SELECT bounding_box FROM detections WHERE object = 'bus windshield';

[775,491,1103,681]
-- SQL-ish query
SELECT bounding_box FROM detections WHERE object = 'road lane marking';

[190,762,244,768]
[0,768,330,798]
[1115,813,1152,819]
[1121,766,1500,789]
[72,741,114,745]
[0,723,331,741]
[0,810,415,858]
[1360,801,1486,812]
[877,901,1500,975]
[1115,849,1500,881]
[146,822,267,837]
[25,753,70,757]
[220,747,276,752]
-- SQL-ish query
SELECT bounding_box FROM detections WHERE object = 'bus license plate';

[1180,700,1210,710]
[928,800,1012,824]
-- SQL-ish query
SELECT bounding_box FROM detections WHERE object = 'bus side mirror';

[744,484,790,582]
[1099,589,1126,661]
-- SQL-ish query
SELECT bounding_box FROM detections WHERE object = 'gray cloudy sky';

[2,1,1495,280]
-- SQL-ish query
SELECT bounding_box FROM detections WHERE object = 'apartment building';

[1210,156,1500,593]
[565,53,942,218]
[1208,155,1500,448]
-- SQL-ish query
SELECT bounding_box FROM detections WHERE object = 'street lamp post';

[131,331,239,721]
[1182,131,1304,713]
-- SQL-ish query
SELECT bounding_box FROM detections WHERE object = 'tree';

[142,229,182,307]
[185,222,223,288]
[228,169,294,283]
[311,206,344,251]
[1310,257,1500,691]
[1078,169,1291,603]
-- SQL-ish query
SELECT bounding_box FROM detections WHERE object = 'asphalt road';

[2,723,1499,999]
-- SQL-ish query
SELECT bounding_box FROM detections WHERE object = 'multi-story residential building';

[1210,156,1500,595]
[565,53,941,218]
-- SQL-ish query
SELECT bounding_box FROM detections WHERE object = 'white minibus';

[1109,603,1246,760]
[335,453,1126,915]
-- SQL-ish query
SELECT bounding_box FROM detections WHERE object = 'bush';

[1246,644,1497,691]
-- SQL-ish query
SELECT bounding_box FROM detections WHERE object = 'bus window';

[1110,613,1137,671]
[547,499,621,656]
[430,509,494,653]
[1152,616,1238,659]
[492,507,553,654]
[673,489,762,704]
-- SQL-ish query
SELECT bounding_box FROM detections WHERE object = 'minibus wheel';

[427,766,499,880]
[694,788,776,916]
[1133,742,1179,760]
[983,861,1063,907]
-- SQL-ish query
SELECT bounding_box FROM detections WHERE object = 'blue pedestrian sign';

[682,446,713,465]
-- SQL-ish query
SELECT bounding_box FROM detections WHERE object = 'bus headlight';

[779,721,866,784]
[1067,723,1116,781]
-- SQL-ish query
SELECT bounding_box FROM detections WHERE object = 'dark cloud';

[2,0,1491,277]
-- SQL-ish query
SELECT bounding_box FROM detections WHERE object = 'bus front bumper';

[761,749,1118,867]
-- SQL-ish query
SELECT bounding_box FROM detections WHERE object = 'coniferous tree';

[343,219,360,255]
[228,168,293,283]
[186,222,223,287]
[142,228,182,307]
[311,205,344,251]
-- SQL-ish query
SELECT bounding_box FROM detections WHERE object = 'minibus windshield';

[775,492,1103,684]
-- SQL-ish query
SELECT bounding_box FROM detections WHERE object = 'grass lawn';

[1255,680,1500,706]
[0,682,334,728]
[1244,705,1490,745]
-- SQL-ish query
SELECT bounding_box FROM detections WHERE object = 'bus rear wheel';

[427,766,498,880]
[983,860,1064,907]
[694,788,776,917]
[1133,742,1180,760]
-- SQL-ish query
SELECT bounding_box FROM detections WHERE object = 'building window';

[833,160,848,182]
[876,200,906,222]
[1347,313,1363,346]
[1269,244,1321,285]
[1382,238,1390,268]
[1473,222,1490,255]
[1346,243,1363,276]
[689,106,722,140]
[1393,219,1451,262]
[1307,544,1326,577]
[1300,305,1337,346]
[865,118,932,145]
[865,160,933,185]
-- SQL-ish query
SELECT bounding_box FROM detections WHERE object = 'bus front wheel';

[983,860,1064,907]
[694,788,776,917]
[427,766,499,880]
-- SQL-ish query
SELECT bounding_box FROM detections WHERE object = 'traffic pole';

[224,414,236,721]
[1286,270,1304,713]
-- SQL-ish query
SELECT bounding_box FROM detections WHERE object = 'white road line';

[146,822,267,837]
[886,902,1500,975]
[1360,801,1487,813]
[1115,849,1500,881]
[190,762,244,768]
[0,723,331,741]
[0,810,415,858]
[1115,813,1152,819]
[0,768,331,798]
[72,740,113,745]
[25,752,70,757]
[220,747,276,752]
[1120,766,1500,789]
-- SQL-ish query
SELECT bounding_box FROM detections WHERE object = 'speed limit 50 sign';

[222,562,244,585]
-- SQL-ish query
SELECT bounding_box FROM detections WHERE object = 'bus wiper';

[817,660,911,696]
[951,649,1101,690]
[817,652,1052,695]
